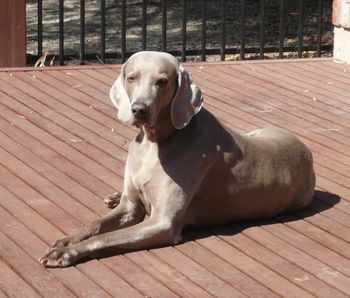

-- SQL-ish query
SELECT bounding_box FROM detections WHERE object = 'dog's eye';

[127,76,136,83]
[156,78,168,86]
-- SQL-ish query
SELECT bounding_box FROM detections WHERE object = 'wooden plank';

[250,64,350,127]
[126,251,213,297]
[0,98,118,194]
[0,164,81,234]
[0,0,26,67]
[319,61,350,77]
[100,254,181,298]
[179,234,278,297]
[0,183,63,245]
[0,259,39,298]
[196,65,350,145]
[309,195,350,228]
[284,213,350,258]
[0,64,112,72]
[19,70,132,150]
[0,145,99,225]
[297,63,350,100]
[238,224,350,296]
[0,206,129,297]
[0,219,75,297]
[0,181,142,297]
[0,126,106,217]
[151,247,246,297]
[274,215,350,269]
[206,226,347,298]
[192,230,314,297]
[0,72,128,173]
[268,63,350,108]
[23,70,134,138]
[201,63,350,128]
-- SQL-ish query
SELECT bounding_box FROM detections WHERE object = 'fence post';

[333,0,350,63]
[0,0,26,67]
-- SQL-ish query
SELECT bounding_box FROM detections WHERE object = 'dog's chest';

[128,141,160,199]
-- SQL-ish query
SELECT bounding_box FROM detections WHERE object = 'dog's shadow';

[77,190,340,265]
[182,190,340,242]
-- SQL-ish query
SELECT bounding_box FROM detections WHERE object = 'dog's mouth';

[132,118,155,129]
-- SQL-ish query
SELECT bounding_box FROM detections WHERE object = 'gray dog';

[40,51,315,267]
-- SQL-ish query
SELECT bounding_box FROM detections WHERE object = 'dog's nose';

[131,103,149,118]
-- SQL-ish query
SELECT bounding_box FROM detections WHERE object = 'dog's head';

[109,51,203,130]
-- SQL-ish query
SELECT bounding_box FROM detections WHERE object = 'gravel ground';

[26,0,333,65]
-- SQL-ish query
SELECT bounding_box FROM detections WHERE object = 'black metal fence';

[26,0,333,65]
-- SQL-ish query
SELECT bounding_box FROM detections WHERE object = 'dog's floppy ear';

[109,65,132,123]
[171,64,203,129]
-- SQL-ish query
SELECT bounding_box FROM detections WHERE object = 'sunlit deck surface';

[1,58,350,297]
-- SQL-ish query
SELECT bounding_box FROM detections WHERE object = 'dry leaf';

[258,109,273,113]
[34,49,48,67]
[66,138,84,143]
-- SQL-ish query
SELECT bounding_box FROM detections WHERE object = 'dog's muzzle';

[131,102,152,127]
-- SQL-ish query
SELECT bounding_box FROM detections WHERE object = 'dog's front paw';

[52,235,75,248]
[39,246,79,268]
[104,191,122,209]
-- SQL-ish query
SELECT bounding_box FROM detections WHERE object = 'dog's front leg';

[49,196,144,249]
[40,216,181,267]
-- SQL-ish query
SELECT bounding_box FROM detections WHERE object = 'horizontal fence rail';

[26,0,333,66]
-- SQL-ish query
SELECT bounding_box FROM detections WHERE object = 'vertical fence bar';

[259,0,265,59]
[297,0,304,58]
[142,0,147,51]
[201,0,207,61]
[316,0,323,57]
[38,0,43,57]
[161,0,167,52]
[181,0,187,62]
[220,0,226,61]
[80,0,85,64]
[278,0,285,58]
[240,0,246,60]
[59,0,64,65]
[100,0,106,63]
[121,0,126,62]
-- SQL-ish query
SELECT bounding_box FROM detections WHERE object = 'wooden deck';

[1,58,350,297]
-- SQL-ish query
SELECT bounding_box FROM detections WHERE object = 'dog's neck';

[142,120,175,143]
[141,105,176,143]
